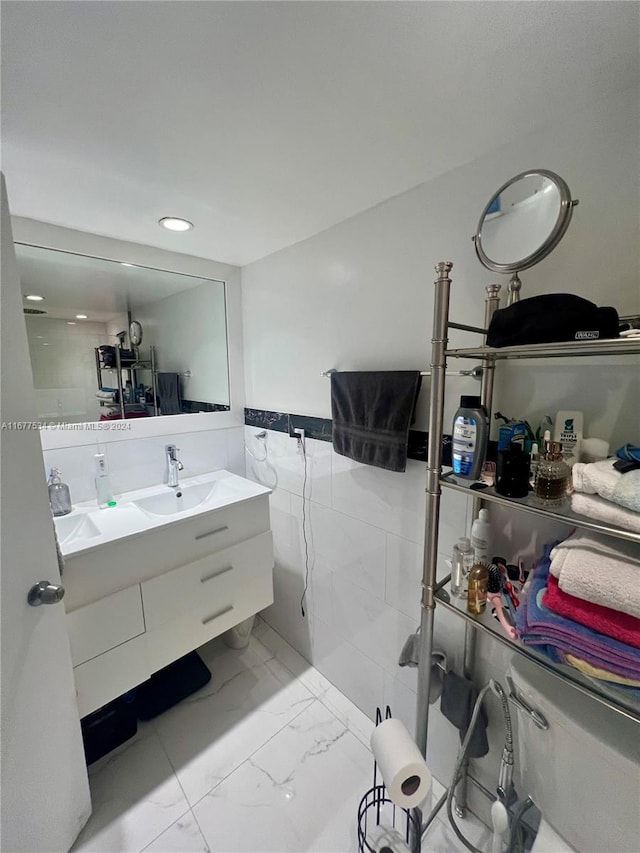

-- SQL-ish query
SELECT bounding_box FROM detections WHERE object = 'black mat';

[81,694,137,765]
[135,651,212,721]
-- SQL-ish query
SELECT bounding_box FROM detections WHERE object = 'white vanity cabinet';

[141,531,273,673]
[63,484,274,718]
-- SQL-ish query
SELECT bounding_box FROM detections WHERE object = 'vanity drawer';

[145,552,274,673]
[67,585,145,667]
[73,634,150,718]
[141,532,273,630]
[63,494,271,611]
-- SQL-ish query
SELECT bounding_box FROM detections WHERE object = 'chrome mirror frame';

[473,169,579,274]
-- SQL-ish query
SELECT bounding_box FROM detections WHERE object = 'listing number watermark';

[1,421,133,431]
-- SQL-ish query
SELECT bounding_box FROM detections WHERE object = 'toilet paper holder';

[357,706,423,853]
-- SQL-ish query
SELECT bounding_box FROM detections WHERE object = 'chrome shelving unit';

[440,472,640,546]
[434,579,640,724]
[95,345,159,418]
[445,336,640,360]
[414,262,640,825]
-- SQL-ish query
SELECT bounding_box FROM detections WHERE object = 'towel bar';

[321,366,483,379]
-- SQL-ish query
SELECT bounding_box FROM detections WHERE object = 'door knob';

[28,581,65,606]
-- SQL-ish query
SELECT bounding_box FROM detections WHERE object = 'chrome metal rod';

[415,262,452,759]
[462,285,501,810]
[151,345,159,416]
[448,321,488,335]
[480,284,500,416]
[446,337,640,359]
[420,789,448,839]
[320,367,482,378]
[423,367,482,379]
[454,623,478,818]
[434,572,452,593]
[115,346,125,420]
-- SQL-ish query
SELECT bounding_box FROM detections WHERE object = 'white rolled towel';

[550,531,640,619]
[572,458,640,513]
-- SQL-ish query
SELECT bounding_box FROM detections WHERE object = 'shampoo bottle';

[48,468,72,517]
[94,453,114,508]
[452,396,489,480]
[471,508,491,564]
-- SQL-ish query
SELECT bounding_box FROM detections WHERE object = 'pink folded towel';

[543,575,640,649]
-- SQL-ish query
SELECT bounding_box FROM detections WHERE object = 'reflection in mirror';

[16,244,230,424]
[480,174,561,267]
[473,170,578,305]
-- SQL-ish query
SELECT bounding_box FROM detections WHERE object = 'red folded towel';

[543,574,640,650]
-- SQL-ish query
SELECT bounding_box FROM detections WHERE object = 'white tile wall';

[42,425,245,504]
[246,424,473,784]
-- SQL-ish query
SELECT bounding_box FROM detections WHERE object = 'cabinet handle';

[202,604,234,625]
[200,565,233,584]
[195,525,229,541]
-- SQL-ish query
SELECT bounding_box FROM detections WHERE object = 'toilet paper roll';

[370,718,432,809]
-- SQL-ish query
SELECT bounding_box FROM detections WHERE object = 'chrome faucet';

[165,444,184,488]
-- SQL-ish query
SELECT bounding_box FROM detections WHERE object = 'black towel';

[440,670,489,759]
[157,373,182,416]
[330,371,422,473]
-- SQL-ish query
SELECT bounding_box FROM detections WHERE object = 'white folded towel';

[550,531,640,619]
[572,492,640,534]
[573,458,640,513]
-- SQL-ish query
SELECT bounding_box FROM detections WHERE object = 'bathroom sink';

[54,512,101,545]
[132,481,218,517]
[58,471,271,560]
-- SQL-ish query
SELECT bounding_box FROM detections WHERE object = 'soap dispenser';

[94,453,115,508]
[48,468,72,517]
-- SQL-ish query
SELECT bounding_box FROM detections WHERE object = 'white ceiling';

[2,1,638,266]
[15,244,218,321]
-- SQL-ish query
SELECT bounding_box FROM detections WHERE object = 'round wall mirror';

[129,320,143,346]
[473,169,578,302]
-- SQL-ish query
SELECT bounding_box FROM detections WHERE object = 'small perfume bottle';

[467,562,489,615]
[534,440,571,507]
[48,468,72,517]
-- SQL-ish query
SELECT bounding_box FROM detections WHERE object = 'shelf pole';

[151,346,159,416]
[415,262,452,752]
[412,261,452,852]
[115,346,125,420]
[458,284,501,818]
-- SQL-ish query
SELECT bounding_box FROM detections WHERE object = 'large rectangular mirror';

[16,243,230,424]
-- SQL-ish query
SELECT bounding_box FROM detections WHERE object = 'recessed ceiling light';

[158,217,194,232]
[26,294,44,301]
[76,314,88,319]
[42,342,49,346]
[67,321,76,325]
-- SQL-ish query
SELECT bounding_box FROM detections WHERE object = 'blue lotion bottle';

[452,395,489,480]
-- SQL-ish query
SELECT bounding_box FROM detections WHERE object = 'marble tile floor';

[72,618,491,853]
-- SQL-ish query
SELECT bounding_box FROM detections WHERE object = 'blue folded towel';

[518,548,640,701]
[616,444,640,463]
[517,549,640,677]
